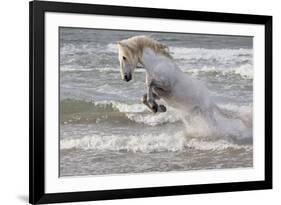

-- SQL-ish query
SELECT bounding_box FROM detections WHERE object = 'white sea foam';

[93,101,180,126]
[93,67,146,73]
[218,103,253,127]
[61,43,118,55]
[231,64,253,79]
[61,64,252,80]
[61,132,186,152]
[186,138,251,151]
[106,43,118,53]
[170,47,253,79]
[218,103,252,114]
[61,66,95,72]
[62,44,253,79]
[126,109,181,126]
[60,131,251,153]
[108,43,252,62]
[183,63,253,79]
[93,100,147,113]
[61,43,95,55]
[60,66,117,72]
[61,99,253,152]
[61,65,146,73]
[170,47,252,62]
[91,100,252,130]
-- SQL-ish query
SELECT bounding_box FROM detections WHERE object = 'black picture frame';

[29,1,272,204]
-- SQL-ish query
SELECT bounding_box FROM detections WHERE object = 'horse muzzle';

[123,73,132,82]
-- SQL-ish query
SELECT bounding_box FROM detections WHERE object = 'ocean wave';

[60,65,145,73]
[126,108,180,126]
[94,100,146,113]
[60,66,117,73]
[107,43,252,56]
[62,43,252,70]
[107,43,252,65]
[60,99,253,127]
[218,103,252,114]
[95,101,181,127]
[218,103,253,127]
[106,43,118,53]
[61,44,253,79]
[184,63,253,79]
[60,43,96,55]
[60,99,180,126]
[107,43,252,64]
[60,64,252,80]
[60,131,252,153]
[170,47,252,62]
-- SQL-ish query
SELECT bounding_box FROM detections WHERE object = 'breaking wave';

[170,47,252,62]
[60,64,252,79]
[106,43,252,66]
[61,45,253,80]
[61,99,252,139]
[60,99,181,126]
[60,65,145,73]
[184,63,253,79]
[60,131,252,153]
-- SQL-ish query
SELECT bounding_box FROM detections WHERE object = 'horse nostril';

[124,73,131,81]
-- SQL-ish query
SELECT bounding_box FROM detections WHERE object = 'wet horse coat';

[118,36,213,114]
[117,35,248,136]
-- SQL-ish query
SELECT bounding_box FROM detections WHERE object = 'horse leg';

[142,93,158,113]
[141,93,166,113]
[146,82,167,113]
[151,92,166,112]
[141,94,152,112]
[148,81,167,113]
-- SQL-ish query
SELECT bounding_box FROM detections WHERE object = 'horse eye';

[122,56,126,60]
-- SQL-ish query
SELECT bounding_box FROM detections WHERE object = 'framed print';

[29,1,272,204]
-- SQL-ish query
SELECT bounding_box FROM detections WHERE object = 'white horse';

[117,35,249,136]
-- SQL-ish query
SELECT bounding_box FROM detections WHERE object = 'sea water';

[59,28,253,177]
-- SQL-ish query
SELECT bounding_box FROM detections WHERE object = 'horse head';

[117,41,139,82]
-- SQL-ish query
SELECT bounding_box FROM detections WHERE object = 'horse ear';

[118,41,133,52]
[117,41,126,47]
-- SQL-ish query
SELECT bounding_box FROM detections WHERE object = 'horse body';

[117,35,249,136]
[141,47,214,115]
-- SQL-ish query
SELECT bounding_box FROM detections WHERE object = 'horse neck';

[139,48,169,74]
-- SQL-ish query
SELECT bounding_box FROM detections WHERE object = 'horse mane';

[123,35,173,59]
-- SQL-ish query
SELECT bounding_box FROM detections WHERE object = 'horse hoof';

[158,105,167,112]
[151,105,158,113]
